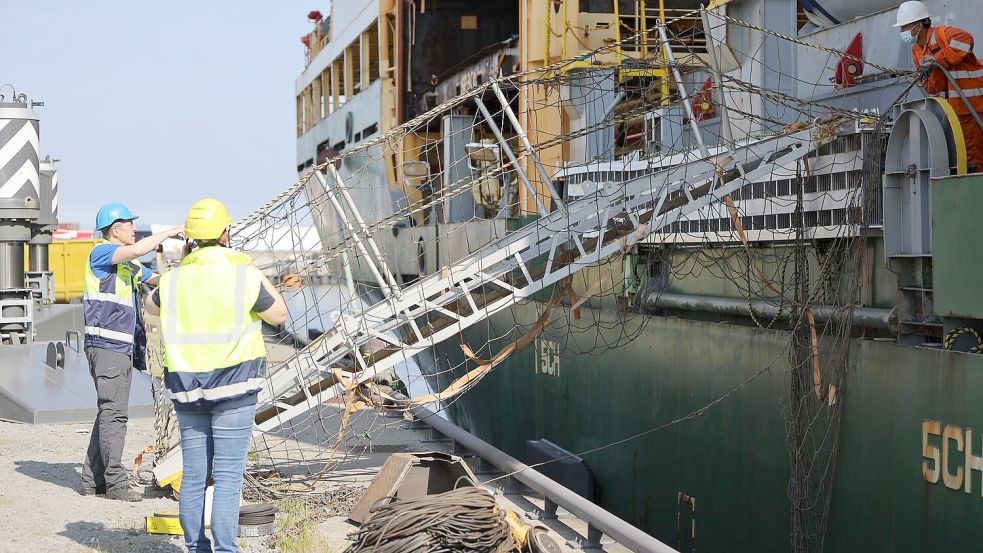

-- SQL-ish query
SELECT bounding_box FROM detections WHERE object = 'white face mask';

[900,27,918,44]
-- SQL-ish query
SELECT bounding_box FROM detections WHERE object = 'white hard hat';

[894,1,931,28]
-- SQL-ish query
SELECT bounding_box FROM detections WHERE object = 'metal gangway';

[153,18,846,551]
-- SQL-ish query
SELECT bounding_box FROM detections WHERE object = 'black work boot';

[79,484,107,496]
[105,486,143,502]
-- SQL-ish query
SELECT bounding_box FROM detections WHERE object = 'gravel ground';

[0,417,278,553]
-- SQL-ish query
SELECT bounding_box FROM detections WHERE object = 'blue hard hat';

[95,203,138,230]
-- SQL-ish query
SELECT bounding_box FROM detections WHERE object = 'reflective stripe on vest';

[929,26,983,115]
[85,326,135,343]
[82,240,142,353]
[167,377,267,403]
[950,69,983,79]
[159,246,266,405]
[951,38,972,52]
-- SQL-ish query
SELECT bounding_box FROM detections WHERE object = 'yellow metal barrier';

[24,239,99,303]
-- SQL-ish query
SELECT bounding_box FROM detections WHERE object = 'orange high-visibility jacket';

[913,25,983,116]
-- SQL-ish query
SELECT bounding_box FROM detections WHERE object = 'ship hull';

[434,301,983,551]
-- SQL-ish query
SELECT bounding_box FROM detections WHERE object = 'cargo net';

[147,8,919,549]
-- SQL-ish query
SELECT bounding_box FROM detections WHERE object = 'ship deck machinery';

[0,90,153,424]
[547,0,983,347]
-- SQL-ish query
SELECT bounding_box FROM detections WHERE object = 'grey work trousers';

[80,346,134,490]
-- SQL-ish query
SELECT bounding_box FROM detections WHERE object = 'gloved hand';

[918,56,936,79]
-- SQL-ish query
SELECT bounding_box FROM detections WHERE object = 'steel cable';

[345,487,516,553]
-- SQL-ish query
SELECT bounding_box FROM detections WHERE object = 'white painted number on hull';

[537,339,560,378]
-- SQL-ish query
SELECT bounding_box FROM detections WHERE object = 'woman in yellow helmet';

[146,198,287,553]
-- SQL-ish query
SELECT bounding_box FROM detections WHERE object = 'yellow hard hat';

[184,198,233,240]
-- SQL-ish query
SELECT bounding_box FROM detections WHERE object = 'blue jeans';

[176,404,255,553]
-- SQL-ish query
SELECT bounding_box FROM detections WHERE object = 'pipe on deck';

[644,292,897,331]
[407,403,679,553]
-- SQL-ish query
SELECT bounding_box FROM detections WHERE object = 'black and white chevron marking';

[0,117,40,200]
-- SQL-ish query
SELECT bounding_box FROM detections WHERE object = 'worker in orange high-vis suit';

[896,1,983,172]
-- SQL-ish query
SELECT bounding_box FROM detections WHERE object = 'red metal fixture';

[833,33,864,89]
[692,77,715,122]
[308,10,323,22]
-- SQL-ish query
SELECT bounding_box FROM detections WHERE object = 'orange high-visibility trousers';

[959,113,983,173]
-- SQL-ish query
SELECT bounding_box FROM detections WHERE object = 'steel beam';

[474,95,551,218]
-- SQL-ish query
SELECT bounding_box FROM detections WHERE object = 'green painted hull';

[437,304,983,551]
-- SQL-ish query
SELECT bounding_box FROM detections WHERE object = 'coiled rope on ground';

[344,486,516,553]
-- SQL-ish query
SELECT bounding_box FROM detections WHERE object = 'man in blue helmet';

[80,203,182,501]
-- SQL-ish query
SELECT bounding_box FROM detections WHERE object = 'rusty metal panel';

[348,452,479,524]
[348,454,414,523]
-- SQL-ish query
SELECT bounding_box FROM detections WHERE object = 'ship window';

[461,15,478,30]
[850,171,862,188]
[362,123,378,138]
[332,140,346,152]
[354,131,362,143]
[778,179,791,196]
[804,176,818,194]
[580,0,615,13]
[818,174,831,192]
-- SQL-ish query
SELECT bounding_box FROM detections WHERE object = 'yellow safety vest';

[158,246,266,405]
[82,239,145,354]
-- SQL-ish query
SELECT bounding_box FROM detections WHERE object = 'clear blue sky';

[0,2,319,228]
